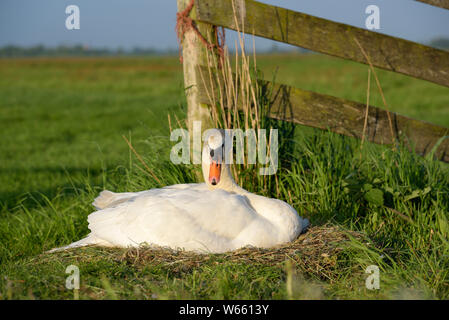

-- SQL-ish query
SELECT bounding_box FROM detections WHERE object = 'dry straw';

[353,37,396,147]
[196,0,280,189]
[119,225,364,281]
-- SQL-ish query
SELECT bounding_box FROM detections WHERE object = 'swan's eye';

[210,149,214,157]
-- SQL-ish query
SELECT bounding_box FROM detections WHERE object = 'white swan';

[50,129,309,253]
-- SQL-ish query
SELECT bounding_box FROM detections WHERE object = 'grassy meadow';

[0,53,448,299]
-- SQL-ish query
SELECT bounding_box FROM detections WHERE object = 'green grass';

[0,57,185,209]
[0,54,448,299]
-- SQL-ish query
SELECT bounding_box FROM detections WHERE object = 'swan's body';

[50,129,308,253]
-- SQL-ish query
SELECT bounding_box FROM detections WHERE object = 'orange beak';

[209,161,221,185]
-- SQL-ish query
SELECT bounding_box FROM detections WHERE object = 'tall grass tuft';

[194,17,449,298]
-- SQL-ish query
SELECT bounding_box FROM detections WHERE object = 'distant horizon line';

[0,44,313,57]
[0,36,448,57]
[1,35,448,50]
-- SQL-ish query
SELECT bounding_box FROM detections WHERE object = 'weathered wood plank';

[416,0,449,10]
[195,66,449,162]
[177,0,220,167]
[195,0,449,87]
[178,0,218,131]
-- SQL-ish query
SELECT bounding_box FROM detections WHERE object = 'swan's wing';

[92,184,207,210]
[243,194,303,243]
[86,188,264,252]
[161,183,207,191]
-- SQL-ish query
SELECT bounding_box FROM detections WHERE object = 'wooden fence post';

[177,0,220,167]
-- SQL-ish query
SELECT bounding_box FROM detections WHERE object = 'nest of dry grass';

[119,225,364,280]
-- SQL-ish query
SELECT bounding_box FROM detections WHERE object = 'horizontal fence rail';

[416,0,449,10]
[195,0,449,88]
[196,66,449,162]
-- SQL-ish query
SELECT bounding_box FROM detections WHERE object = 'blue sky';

[0,0,448,51]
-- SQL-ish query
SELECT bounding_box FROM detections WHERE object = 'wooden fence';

[177,0,449,162]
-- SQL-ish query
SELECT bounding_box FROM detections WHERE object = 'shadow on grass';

[0,165,116,212]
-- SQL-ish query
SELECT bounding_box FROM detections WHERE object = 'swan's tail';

[46,235,107,253]
[92,190,117,210]
[92,190,140,210]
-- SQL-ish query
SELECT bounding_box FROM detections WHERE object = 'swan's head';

[202,129,234,190]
